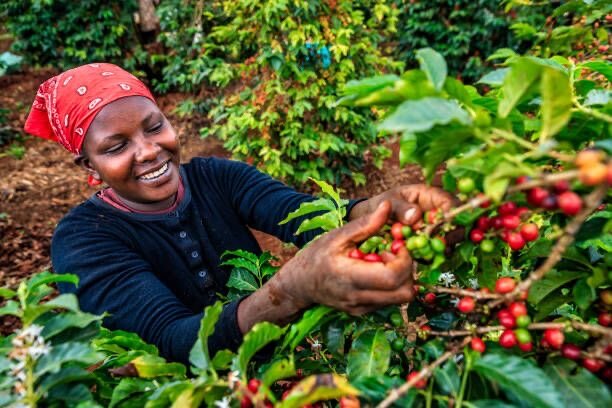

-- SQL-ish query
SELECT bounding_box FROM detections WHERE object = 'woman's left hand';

[349,184,457,226]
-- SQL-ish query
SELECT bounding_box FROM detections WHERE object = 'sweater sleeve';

[51,214,243,364]
[208,158,365,247]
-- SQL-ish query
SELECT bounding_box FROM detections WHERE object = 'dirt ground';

[0,68,423,308]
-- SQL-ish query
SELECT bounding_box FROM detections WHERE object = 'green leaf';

[528,270,587,305]
[277,374,359,408]
[534,292,571,322]
[434,360,460,396]
[221,249,259,265]
[378,97,471,133]
[189,302,223,374]
[226,269,259,292]
[0,288,16,299]
[487,48,518,62]
[261,358,295,387]
[470,401,518,408]
[94,329,158,355]
[323,319,346,358]
[0,300,19,317]
[584,89,611,107]
[499,58,542,118]
[145,381,192,408]
[26,272,78,295]
[399,132,417,166]
[478,68,510,87]
[109,378,154,408]
[310,178,343,207]
[38,366,95,393]
[278,198,337,225]
[220,257,258,274]
[131,354,186,378]
[416,48,447,91]
[483,161,532,203]
[342,75,400,97]
[41,311,103,339]
[282,306,334,351]
[573,279,596,310]
[540,68,572,140]
[544,358,611,408]
[473,353,564,408]
[211,349,234,370]
[35,342,103,377]
[580,61,612,82]
[347,329,391,380]
[236,322,285,376]
[295,212,339,234]
[352,376,416,407]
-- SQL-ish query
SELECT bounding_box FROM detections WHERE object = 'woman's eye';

[148,122,163,133]
[106,142,126,154]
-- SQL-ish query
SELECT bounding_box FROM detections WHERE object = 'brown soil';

[0,68,423,292]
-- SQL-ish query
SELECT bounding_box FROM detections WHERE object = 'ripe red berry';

[471,337,486,353]
[348,248,365,259]
[516,175,530,185]
[424,293,437,304]
[520,223,539,242]
[500,229,510,242]
[495,277,516,294]
[391,222,405,240]
[518,342,533,352]
[499,330,518,348]
[561,343,581,360]
[543,329,564,349]
[527,187,549,207]
[515,206,530,218]
[499,202,518,216]
[426,208,440,224]
[491,216,504,229]
[557,191,583,216]
[502,215,521,230]
[607,163,612,185]
[247,379,261,393]
[363,253,383,263]
[499,313,517,329]
[477,193,491,208]
[583,358,604,373]
[601,366,612,382]
[541,195,558,210]
[553,180,570,193]
[508,302,528,317]
[391,240,405,255]
[407,372,427,389]
[599,312,611,327]
[580,162,607,186]
[339,396,360,408]
[241,397,253,408]
[457,297,476,313]
[507,232,526,250]
[470,229,485,243]
[477,216,491,231]
[420,324,432,332]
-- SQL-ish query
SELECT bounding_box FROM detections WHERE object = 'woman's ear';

[75,154,101,182]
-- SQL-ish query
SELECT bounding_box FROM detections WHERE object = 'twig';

[428,286,501,300]
[490,185,607,307]
[377,337,470,408]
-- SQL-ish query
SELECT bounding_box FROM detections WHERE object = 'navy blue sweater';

[52,157,362,364]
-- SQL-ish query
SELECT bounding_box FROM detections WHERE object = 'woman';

[25,63,454,364]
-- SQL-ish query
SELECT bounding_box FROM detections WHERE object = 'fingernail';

[404,208,416,220]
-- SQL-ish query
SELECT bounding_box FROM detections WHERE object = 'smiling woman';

[24,63,454,364]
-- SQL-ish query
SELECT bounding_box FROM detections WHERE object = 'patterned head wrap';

[24,63,155,155]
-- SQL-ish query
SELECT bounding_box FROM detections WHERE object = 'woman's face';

[80,96,181,211]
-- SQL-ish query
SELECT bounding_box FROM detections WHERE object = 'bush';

[156,0,403,187]
[0,0,143,70]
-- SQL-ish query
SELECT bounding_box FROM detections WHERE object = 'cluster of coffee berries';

[521,177,584,216]
[575,149,612,186]
[241,379,272,408]
[349,221,446,266]
[496,301,534,352]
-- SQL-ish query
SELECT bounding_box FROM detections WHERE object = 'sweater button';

[179,231,187,238]
[191,250,199,258]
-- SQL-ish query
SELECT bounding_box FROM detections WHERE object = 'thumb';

[395,202,423,225]
[342,200,392,244]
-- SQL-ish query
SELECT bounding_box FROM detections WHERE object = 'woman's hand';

[237,201,415,333]
[349,184,456,226]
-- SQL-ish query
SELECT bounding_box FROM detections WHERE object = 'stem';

[456,344,471,408]
[428,286,501,300]
[377,338,470,408]
[25,354,37,407]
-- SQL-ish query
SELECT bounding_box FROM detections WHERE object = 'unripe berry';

[557,191,583,216]
[561,343,581,360]
[527,187,549,207]
[583,358,604,373]
[520,223,539,242]
[515,328,532,344]
[457,297,476,313]
[516,315,531,328]
[507,232,526,250]
[499,202,518,216]
[580,162,607,186]
[575,149,604,168]
[407,372,427,389]
[499,330,518,348]
[470,229,485,243]
[508,302,528,317]
[471,337,486,353]
[543,329,564,349]
[458,177,476,194]
[495,277,516,294]
[480,239,495,253]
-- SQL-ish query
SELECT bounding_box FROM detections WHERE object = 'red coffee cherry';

[495,277,516,294]
[561,343,581,360]
[527,187,549,207]
[515,206,530,218]
[557,191,583,216]
[599,312,611,327]
[424,293,437,304]
[391,222,405,241]
[498,310,517,329]
[508,302,528,317]
[518,342,533,352]
[520,223,539,242]
[471,337,486,353]
[477,193,491,208]
[348,249,365,259]
[507,232,526,250]
[470,229,485,243]
[339,396,360,408]
[575,149,605,168]
[457,297,476,313]
[407,372,427,389]
[363,253,383,263]
[477,216,491,231]
[502,215,521,230]
[491,216,504,229]
[247,379,261,393]
[543,329,564,350]
[580,162,607,186]
[583,358,604,373]
[499,202,518,216]
[541,195,558,210]
[515,175,530,185]
[552,180,570,193]
[499,330,518,348]
[241,397,253,408]
[391,240,405,255]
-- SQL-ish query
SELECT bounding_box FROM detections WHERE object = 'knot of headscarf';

[24,63,155,155]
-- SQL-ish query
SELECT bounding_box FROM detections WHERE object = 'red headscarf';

[24,63,155,155]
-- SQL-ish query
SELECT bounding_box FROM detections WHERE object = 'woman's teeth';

[140,162,169,180]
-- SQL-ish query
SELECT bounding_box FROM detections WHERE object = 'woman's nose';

[135,138,161,162]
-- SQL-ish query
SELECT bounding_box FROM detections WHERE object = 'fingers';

[340,285,415,315]
[399,185,456,213]
[392,201,423,225]
[339,200,392,244]
[349,247,414,290]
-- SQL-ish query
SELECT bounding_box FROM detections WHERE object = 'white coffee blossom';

[214,397,231,408]
[228,370,241,389]
[438,272,456,287]
[28,344,51,359]
[468,278,480,289]
[311,339,322,351]
[449,297,460,307]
